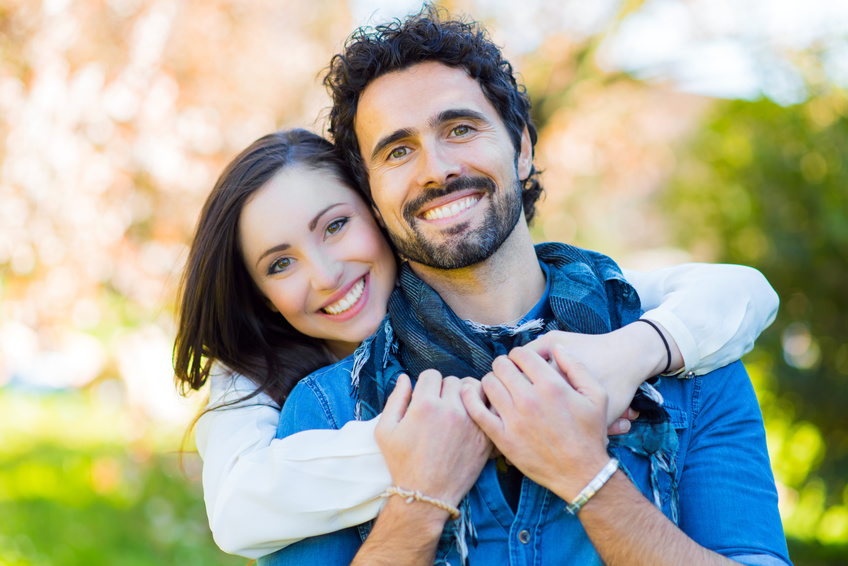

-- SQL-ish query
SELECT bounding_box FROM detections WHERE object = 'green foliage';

[664,90,848,560]
[0,392,246,566]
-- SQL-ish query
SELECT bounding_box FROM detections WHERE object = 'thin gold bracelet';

[381,486,461,521]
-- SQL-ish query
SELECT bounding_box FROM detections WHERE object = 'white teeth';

[322,277,366,315]
[422,196,479,221]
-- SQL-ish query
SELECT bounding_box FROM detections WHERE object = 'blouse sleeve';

[621,263,778,376]
[194,366,390,558]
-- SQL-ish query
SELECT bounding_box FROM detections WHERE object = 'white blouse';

[194,263,778,558]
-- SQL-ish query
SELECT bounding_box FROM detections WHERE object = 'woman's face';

[239,165,397,359]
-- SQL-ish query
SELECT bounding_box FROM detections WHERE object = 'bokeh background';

[1,0,847,564]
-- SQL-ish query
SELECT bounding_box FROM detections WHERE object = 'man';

[262,6,791,566]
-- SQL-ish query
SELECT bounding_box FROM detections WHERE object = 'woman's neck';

[325,339,360,361]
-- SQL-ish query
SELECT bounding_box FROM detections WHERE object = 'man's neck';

[408,221,546,325]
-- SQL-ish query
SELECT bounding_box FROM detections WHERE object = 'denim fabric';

[260,359,791,566]
[354,244,644,420]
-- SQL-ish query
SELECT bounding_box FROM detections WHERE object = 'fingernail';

[620,419,631,433]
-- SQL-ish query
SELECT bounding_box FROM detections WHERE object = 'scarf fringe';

[639,380,664,405]
[465,317,545,336]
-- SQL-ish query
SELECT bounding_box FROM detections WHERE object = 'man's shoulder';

[279,356,358,435]
[655,360,757,428]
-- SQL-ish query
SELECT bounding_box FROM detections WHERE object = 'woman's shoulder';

[207,361,278,409]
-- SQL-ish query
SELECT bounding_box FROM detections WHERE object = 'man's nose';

[415,141,462,188]
[310,254,344,291]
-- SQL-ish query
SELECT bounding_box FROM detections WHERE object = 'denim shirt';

[260,358,791,566]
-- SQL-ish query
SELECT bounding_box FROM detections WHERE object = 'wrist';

[551,451,612,503]
[564,457,620,515]
[628,320,683,378]
[380,495,452,538]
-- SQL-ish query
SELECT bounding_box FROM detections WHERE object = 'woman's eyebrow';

[256,243,291,269]
[308,203,345,231]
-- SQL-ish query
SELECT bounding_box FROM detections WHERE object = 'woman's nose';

[310,255,344,291]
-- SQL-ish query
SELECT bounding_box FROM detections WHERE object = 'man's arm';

[462,346,790,566]
[351,371,491,566]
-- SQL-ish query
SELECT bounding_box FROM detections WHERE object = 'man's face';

[354,61,532,270]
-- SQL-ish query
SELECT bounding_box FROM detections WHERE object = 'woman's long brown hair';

[173,129,362,406]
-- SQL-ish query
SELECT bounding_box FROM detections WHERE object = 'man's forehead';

[354,61,492,150]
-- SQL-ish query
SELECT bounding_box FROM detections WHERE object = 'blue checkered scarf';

[350,242,679,564]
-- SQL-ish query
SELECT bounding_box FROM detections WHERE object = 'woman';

[174,129,778,558]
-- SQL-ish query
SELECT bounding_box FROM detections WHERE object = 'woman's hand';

[375,371,492,508]
[522,322,681,427]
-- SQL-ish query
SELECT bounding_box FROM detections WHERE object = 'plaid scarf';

[350,242,678,564]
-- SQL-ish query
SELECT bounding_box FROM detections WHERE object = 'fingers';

[623,407,639,421]
[381,373,412,428]
[521,332,553,359]
[505,347,559,386]
[606,417,632,436]
[412,368,443,399]
[461,379,503,442]
[551,344,605,402]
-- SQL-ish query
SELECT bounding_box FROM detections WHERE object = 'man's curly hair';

[324,4,544,222]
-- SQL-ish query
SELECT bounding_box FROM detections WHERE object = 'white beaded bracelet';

[565,458,620,515]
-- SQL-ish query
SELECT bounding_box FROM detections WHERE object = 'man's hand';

[461,345,610,502]
[375,371,492,508]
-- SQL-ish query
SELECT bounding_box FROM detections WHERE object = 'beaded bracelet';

[381,486,461,521]
[565,458,620,515]
[637,319,672,375]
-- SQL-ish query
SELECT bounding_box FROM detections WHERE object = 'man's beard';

[388,175,524,270]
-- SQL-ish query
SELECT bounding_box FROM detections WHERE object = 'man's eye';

[268,257,293,275]
[326,217,349,236]
[451,125,470,136]
[389,147,409,160]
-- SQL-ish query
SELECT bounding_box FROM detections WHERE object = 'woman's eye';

[326,217,350,237]
[268,257,293,275]
[389,147,409,160]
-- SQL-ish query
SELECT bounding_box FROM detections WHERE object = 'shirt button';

[518,530,531,544]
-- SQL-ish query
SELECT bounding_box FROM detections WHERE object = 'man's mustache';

[403,176,496,222]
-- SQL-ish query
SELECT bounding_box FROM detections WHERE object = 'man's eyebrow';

[431,108,489,127]
[370,128,416,163]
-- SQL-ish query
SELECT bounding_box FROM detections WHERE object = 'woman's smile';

[319,274,368,318]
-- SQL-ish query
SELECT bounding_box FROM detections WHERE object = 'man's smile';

[420,194,481,221]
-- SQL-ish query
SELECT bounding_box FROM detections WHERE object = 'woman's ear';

[266,299,279,313]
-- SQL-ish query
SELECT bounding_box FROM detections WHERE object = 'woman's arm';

[525,263,778,424]
[623,263,778,375]
[195,367,389,558]
[198,263,779,557]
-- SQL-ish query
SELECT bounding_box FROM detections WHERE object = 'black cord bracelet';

[637,319,672,375]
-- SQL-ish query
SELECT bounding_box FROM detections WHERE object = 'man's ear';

[517,125,533,180]
[371,203,387,229]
